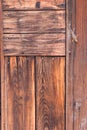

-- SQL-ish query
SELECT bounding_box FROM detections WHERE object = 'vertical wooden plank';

[0,1,5,130]
[0,3,2,128]
[66,0,87,130]
[24,57,35,130]
[36,57,65,130]
[4,57,35,130]
[66,0,75,130]
[0,1,2,129]
[73,0,87,130]
[66,0,73,130]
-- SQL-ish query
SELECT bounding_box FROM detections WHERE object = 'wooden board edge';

[0,1,5,130]
[66,0,76,130]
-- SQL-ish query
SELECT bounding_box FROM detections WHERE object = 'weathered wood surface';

[66,0,74,130]
[1,0,66,130]
[0,1,3,130]
[2,0,65,10]
[0,1,5,130]
[3,11,65,34]
[36,57,65,130]
[66,0,87,130]
[73,0,87,130]
[3,33,65,56]
[4,57,35,130]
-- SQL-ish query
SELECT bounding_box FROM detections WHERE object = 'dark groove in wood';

[3,31,65,34]
[2,9,66,12]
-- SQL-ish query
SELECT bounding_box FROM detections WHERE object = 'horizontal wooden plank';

[3,33,65,56]
[2,0,65,10]
[3,11,65,33]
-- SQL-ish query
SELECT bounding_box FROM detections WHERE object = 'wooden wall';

[1,0,87,130]
[66,0,87,130]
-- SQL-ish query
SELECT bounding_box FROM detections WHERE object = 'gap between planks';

[3,9,65,11]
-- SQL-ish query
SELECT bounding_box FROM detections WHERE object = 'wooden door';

[1,0,66,130]
[1,0,87,130]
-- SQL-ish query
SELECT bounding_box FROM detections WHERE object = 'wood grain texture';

[66,0,87,130]
[0,2,2,130]
[3,11,65,34]
[36,57,65,130]
[2,0,65,10]
[4,57,35,130]
[3,33,65,56]
[0,1,5,130]
[66,0,74,130]
[73,0,87,130]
